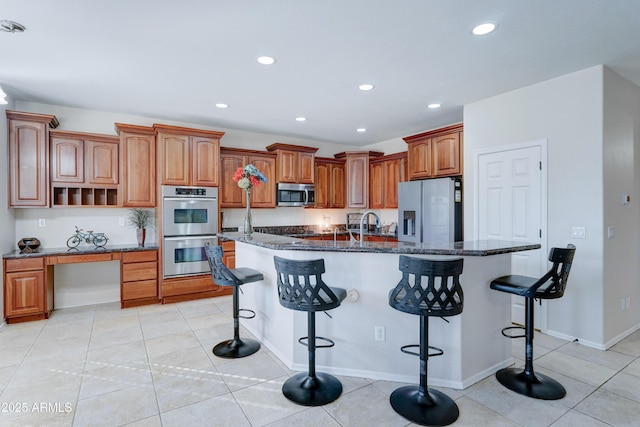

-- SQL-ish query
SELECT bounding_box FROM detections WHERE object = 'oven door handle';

[164,235,217,241]
[162,197,216,202]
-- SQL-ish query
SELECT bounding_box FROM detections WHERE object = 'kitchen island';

[219,232,540,389]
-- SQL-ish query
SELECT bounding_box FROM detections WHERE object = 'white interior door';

[477,144,544,327]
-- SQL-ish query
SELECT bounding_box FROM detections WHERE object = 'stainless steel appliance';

[397,177,463,244]
[162,185,218,278]
[276,183,315,207]
[163,235,217,278]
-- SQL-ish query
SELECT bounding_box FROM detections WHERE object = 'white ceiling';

[2,1,640,147]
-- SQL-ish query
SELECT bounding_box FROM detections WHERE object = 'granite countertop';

[221,225,397,239]
[218,231,540,256]
[3,244,159,259]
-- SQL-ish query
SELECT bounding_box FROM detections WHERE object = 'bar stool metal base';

[282,372,343,406]
[496,367,566,400]
[390,385,459,426]
[213,338,260,359]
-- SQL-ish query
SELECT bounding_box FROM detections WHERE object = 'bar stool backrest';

[389,256,464,317]
[530,244,576,299]
[204,243,241,287]
[273,256,342,312]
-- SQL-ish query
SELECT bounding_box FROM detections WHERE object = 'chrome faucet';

[359,210,381,242]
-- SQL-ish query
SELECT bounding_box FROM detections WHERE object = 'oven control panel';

[162,186,217,198]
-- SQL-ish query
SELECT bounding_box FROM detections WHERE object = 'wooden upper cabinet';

[335,151,383,209]
[220,148,276,208]
[330,162,346,208]
[369,152,407,209]
[266,143,318,184]
[86,139,119,184]
[51,137,84,183]
[220,152,245,208]
[249,155,276,208]
[50,131,119,185]
[314,157,345,209]
[155,124,224,187]
[158,133,190,185]
[7,110,59,207]
[116,123,157,207]
[404,124,463,180]
[432,132,461,176]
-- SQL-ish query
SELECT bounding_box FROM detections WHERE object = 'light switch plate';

[571,227,586,239]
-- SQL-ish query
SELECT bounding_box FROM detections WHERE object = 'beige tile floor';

[0,296,639,426]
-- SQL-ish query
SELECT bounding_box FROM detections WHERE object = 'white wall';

[1,95,16,325]
[602,67,640,343]
[464,66,608,347]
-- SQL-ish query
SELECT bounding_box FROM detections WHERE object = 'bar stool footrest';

[400,344,443,358]
[501,325,526,339]
[298,335,335,349]
[238,308,256,319]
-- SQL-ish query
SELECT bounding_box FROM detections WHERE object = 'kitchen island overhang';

[219,232,540,390]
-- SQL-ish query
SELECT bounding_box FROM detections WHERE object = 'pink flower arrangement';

[232,164,267,190]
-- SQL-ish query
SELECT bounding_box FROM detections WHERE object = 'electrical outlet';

[621,298,626,310]
[374,326,385,342]
[118,217,125,226]
[571,227,586,239]
[38,218,46,227]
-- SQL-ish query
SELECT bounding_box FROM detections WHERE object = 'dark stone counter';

[218,232,540,256]
[3,244,159,259]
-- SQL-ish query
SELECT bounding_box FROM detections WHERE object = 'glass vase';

[244,188,253,237]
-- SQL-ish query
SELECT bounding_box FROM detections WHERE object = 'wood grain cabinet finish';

[369,152,407,209]
[155,124,223,187]
[6,110,59,207]
[121,250,159,308]
[49,130,120,207]
[314,157,345,208]
[266,143,318,184]
[334,151,383,209]
[220,148,277,208]
[116,123,157,207]
[221,240,235,269]
[3,257,51,322]
[404,124,463,180]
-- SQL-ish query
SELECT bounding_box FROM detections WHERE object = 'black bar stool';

[490,244,576,400]
[388,256,464,427]
[205,243,263,358]
[273,256,347,406]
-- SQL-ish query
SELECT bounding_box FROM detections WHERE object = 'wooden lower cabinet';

[121,250,159,308]
[221,240,236,269]
[3,257,53,323]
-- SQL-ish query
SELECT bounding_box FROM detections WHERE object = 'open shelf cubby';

[52,186,119,207]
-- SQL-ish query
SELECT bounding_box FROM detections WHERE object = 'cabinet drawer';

[221,240,235,251]
[56,253,114,264]
[122,251,157,263]
[122,262,157,282]
[122,280,157,300]
[5,257,44,272]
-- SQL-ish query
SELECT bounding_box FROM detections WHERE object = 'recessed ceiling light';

[472,22,497,36]
[356,128,366,133]
[427,103,441,109]
[0,20,25,33]
[257,56,276,65]
[295,117,307,122]
[215,103,229,109]
[358,84,374,91]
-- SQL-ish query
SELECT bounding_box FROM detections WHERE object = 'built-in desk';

[3,245,159,323]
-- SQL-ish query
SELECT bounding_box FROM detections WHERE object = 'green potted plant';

[127,208,154,247]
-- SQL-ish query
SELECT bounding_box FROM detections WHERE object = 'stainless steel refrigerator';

[397,177,463,244]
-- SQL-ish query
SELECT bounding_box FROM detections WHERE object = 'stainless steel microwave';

[276,183,315,207]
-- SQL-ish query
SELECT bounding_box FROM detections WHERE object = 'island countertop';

[218,231,540,256]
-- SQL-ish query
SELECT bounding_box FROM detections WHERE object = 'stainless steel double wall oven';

[162,186,218,278]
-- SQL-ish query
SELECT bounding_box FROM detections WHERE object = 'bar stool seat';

[273,256,346,406]
[205,243,263,358]
[490,244,576,400]
[388,256,464,427]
